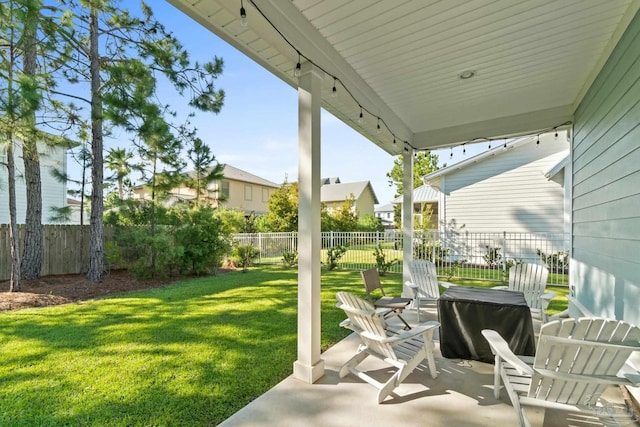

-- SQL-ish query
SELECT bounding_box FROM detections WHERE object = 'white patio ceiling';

[168,0,639,155]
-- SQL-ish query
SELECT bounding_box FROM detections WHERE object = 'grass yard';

[0,266,567,426]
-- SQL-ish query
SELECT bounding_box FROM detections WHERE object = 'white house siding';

[571,11,640,326]
[0,143,67,224]
[440,133,569,235]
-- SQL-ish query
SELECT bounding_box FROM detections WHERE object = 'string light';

[462,144,466,155]
[537,135,540,145]
[450,147,453,159]
[242,1,572,156]
[294,52,301,77]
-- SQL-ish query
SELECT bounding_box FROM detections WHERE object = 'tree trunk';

[21,4,43,280]
[87,7,104,282]
[7,141,21,292]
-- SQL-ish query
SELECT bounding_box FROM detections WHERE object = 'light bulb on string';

[240,0,247,27]
[331,78,337,98]
[463,144,466,155]
[537,135,540,145]
[376,117,382,134]
[358,106,364,124]
[392,137,396,145]
[554,128,558,138]
[488,141,492,149]
[450,147,453,159]
[503,140,507,149]
[294,52,301,77]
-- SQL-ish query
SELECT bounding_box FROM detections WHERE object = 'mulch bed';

[0,270,176,311]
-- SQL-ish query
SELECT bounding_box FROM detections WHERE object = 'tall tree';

[19,0,43,279]
[105,147,134,200]
[0,0,47,290]
[51,0,225,282]
[262,181,298,232]
[183,137,223,204]
[386,152,440,227]
[386,152,440,197]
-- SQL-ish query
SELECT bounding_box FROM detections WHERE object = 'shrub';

[413,240,449,266]
[536,249,569,273]
[282,250,298,268]
[230,244,260,272]
[483,246,502,267]
[373,244,397,275]
[326,244,347,270]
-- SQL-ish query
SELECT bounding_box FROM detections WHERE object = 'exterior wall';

[324,189,376,218]
[0,143,67,224]
[571,11,640,326]
[440,133,568,234]
[219,179,274,215]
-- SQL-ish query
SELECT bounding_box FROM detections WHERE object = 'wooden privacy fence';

[0,225,114,281]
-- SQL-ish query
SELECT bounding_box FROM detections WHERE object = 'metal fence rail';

[232,230,570,286]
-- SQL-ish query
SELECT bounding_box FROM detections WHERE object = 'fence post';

[258,233,263,263]
[502,231,507,279]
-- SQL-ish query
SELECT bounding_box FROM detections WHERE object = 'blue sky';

[116,1,488,205]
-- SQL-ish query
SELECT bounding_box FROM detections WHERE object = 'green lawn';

[0,266,567,426]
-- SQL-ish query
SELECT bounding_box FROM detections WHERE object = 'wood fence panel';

[0,224,111,281]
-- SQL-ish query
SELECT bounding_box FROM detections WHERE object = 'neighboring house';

[392,184,441,229]
[423,131,570,236]
[133,164,280,215]
[320,177,379,218]
[0,142,68,224]
[374,203,395,228]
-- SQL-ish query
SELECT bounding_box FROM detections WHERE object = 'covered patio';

[167,0,640,424]
[218,309,635,427]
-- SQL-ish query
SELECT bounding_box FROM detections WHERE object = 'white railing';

[231,230,570,286]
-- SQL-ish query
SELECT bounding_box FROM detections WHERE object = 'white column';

[402,147,414,297]
[293,61,325,383]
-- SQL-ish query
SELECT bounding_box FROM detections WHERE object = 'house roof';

[321,181,379,205]
[374,203,394,213]
[169,0,637,151]
[545,155,570,180]
[221,164,279,188]
[392,185,440,204]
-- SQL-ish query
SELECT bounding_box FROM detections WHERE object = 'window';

[244,184,253,201]
[220,181,230,199]
[262,188,269,202]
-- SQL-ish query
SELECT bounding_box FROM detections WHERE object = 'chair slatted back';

[407,259,440,299]
[361,268,386,304]
[508,263,550,309]
[530,318,640,406]
[336,292,397,361]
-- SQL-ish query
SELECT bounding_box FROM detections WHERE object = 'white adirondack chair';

[405,259,453,321]
[482,317,640,427]
[493,263,555,323]
[336,291,439,403]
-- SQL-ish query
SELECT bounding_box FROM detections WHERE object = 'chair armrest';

[381,321,440,344]
[405,281,419,297]
[491,285,508,290]
[534,369,640,387]
[438,281,454,289]
[481,329,534,376]
[541,291,556,310]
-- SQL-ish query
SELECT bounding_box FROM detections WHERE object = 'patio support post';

[402,147,414,297]
[293,61,325,383]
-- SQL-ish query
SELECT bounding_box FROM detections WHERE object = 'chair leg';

[377,368,403,403]
[339,347,369,379]
[493,354,502,399]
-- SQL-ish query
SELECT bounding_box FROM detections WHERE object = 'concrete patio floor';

[220,307,637,427]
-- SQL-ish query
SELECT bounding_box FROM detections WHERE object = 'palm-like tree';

[105,147,134,199]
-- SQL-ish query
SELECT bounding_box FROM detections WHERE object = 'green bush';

[282,250,298,268]
[326,244,347,270]
[413,240,449,266]
[373,244,397,275]
[231,244,260,272]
